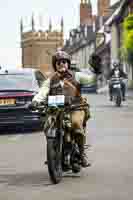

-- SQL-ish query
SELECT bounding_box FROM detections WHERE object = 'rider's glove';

[28,101,38,110]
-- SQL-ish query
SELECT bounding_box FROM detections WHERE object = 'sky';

[0,0,118,67]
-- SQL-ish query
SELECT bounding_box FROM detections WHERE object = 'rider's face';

[56,59,69,73]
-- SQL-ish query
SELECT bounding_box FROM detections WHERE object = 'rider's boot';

[44,160,48,165]
[122,91,126,101]
[109,84,113,101]
[79,145,91,167]
[110,96,113,101]
[109,91,113,101]
[121,82,126,101]
[74,127,91,168]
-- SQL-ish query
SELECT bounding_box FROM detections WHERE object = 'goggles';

[56,59,68,65]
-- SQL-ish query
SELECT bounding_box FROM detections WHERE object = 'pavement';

[97,85,133,99]
[127,89,133,99]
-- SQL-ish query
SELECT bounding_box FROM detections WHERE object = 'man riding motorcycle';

[109,60,127,101]
[30,50,99,168]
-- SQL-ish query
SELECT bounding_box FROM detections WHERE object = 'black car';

[79,68,97,93]
[0,68,47,129]
[71,67,97,93]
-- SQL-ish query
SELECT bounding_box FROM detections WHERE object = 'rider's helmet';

[52,50,71,71]
[113,60,120,69]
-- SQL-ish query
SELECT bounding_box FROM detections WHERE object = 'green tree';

[122,14,133,65]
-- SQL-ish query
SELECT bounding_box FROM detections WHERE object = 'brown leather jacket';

[49,70,80,97]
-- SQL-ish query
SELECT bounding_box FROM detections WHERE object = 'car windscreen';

[80,69,92,74]
[0,74,39,91]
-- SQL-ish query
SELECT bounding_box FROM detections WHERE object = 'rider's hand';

[28,101,38,110]
[107,79,110,84]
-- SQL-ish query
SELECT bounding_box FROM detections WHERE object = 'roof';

[63,26,95,54]
[107,0,129,26]
[95,0,126,47]
[95,16,112,47]
[110,0,121,12]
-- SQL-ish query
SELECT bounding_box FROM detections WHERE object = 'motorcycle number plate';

[113,84,121,88]
[48,95,65,107]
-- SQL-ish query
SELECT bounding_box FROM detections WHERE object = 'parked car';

[0,68,47,130]
[70,60,79,72]
[71,67,97,93]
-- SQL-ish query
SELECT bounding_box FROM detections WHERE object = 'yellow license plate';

[0,99,16,105]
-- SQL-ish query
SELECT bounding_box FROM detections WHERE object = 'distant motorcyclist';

[109,60,127,101]
[30,50,100,168]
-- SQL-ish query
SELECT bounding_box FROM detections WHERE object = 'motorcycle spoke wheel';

[47,138,62,184]
[115,91,122,107]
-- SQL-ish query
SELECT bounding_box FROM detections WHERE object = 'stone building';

[107,0,133,83]
[63,27,95,68]
[20,16,64,76]
[93,1,121,85]
[63,0,111,70]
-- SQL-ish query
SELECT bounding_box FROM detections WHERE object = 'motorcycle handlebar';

[31,102,88,113]
[29,96,89,112]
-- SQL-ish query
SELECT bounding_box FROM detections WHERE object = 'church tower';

[20,15,64,75]
[98,0,110,17]
[80,0,92,26]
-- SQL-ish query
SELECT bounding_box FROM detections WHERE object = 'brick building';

[80,0,93,26]
[80,0,111,28]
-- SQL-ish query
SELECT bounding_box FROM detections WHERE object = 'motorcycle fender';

[115,88,121,94]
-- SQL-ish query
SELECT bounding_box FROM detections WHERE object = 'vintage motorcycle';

[33,95,88,184]
[110,76,123,107]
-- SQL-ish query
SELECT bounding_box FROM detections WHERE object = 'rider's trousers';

[71,110,85,132]
[71,110,87,146]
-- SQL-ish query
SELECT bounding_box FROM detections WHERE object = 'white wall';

[71,42,95,69]
[110,24,119,68]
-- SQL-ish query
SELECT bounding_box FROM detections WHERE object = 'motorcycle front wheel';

[115,89,122,107]
[47,137,63,184]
